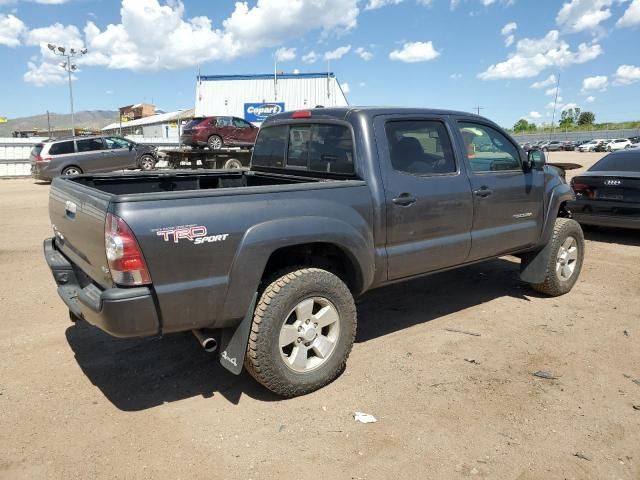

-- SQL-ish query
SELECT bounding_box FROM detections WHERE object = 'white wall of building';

[194,72,349,123]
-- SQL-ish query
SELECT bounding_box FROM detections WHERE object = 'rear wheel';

[62,166,82,175]
[529,218,584,296]
[223,158,243,169]
[207,135,223,150]
[245,268,357,397]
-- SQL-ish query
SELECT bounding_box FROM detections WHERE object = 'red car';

[180,116,258,150]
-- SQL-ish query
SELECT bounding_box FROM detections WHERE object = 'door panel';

[455,121,544,261]
[375,116,474,280]
[104,137,136,170]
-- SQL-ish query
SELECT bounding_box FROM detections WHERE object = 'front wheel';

[529,218,584,296]
[139,155,156,171]
[245,268,357,397]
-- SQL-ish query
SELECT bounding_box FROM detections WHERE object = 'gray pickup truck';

[44,107,584,397]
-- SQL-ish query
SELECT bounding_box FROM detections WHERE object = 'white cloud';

[341,82,350,94]
[359,81,366,87]
[581,74,608,91]
[324,45,351,60]
[617,0,640,27]
[530,74,557,88]
[561,102,579,112]
[354,46,373,60]
[365,0,402,9]
[0,14,26,46]
[389,41,440,62]
[586,95,595,102]
[417,0,433,5]
[450,73,462,80]
[23,60,75,86]
[529,111,542,119]
[18,0,362,84]
[501,21,517,35]
[302,51,319,64]
[613,64,640,85]
[545,86,561,96]
[556,0,613,33]
[478,30,602,80]
[292,68,300,74]
[274,47,296,62]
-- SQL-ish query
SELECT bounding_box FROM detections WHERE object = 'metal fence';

[512,128,640,144]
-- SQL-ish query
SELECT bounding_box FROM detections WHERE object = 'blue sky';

[0,0,639,128]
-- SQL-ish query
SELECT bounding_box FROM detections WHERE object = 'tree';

[578,111,595,125]
[513,118,531,133]
[560,107,581,127]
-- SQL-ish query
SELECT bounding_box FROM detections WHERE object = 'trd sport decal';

[153,225,229,245]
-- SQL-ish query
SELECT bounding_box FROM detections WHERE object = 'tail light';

[571,181,594,199]
[105,213,151,286]
[292,110,312,119]
[35,154,51,163]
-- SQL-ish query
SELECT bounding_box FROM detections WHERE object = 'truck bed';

[70,169,328,196]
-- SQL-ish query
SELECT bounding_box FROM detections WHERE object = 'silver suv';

[30,135,158,181]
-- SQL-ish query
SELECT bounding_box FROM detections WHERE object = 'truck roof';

[264,106,485,125]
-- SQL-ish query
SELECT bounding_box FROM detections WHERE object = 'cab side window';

[458,122,520,172]
[385,120,456,175]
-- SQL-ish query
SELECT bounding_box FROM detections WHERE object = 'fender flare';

[520,183,575,283]
[219,216,375,324]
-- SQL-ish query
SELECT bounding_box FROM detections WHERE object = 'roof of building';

[199,72,335,81]
[102,108,194,131]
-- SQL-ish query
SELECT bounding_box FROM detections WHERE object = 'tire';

[139,155,156,171]
[245,268,357,397]
[529,218,585,297]
[61,166,82,176]
[543,147,549,152]
[223,158,243,169]
[207,135,223,150]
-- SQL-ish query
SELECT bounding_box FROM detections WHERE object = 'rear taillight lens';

[571,181,594,199]
[35,154,51,163]
[105,213,151,286]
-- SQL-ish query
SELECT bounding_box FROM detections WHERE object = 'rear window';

[49,141,75,155]
[184,119,204,129]
[252,123,354,175]
[31,144,43,156]
[590,152,640,172]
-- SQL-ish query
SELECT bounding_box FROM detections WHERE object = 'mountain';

[0,110,119,137]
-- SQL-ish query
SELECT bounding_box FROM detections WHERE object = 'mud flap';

[218,293,257,375]
[519,242,552,284]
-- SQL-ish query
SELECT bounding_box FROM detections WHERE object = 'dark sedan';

[569,149,640,229]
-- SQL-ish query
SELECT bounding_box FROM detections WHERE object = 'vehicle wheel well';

[261,243,362,294]
[558,201,571,218]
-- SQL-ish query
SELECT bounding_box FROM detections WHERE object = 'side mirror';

[129,144,134,151]
[525,149,545,170]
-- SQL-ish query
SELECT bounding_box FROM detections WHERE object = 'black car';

[569,149,640,229]
[563,141,577,151]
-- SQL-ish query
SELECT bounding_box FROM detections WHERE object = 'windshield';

[590,152,640,172]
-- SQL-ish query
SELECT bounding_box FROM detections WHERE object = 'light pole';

[47,44,87,137]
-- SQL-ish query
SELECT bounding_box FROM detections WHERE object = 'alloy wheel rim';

[210,137,222,149]
[141,157,154,170]
[64,168,79,175]
[556,236,578,281]
[279,297,340,373]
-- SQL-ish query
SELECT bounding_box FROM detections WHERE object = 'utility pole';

[47,44,87,137]
[46,110,51,138]
[550,73,561,141]
[473,105,484,115]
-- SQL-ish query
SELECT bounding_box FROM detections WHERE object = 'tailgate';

[49,177,113,289]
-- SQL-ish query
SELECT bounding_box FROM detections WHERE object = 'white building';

[194,72,349,124]
[102,108,194,139]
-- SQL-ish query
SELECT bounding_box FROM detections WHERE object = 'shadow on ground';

[583,226,640,247]
[67,257,535,411]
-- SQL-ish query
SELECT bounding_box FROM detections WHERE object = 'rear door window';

[104,137,131,149]
[76,138,104,152]
[49,141,75,155]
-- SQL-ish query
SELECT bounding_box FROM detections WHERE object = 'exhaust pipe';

[192,329,218,353]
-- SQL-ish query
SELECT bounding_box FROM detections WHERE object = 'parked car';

[578,139,605,152]
[180,116,258,150]
[628,136,640,144]
[44,107,583,397]
[563,141,577,151]
[541,141,565,152]
[606,138,632,151]
[30,135,158,182]
[569,149,640,229]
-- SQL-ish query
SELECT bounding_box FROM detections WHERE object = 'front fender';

[218,216,375,326]
[540,181,574,246]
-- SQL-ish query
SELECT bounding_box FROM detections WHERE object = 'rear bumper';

[44,238,160,337]
[31,163,54,181]
[571,212,640,229]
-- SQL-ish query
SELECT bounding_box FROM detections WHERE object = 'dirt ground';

[1,152,639,480]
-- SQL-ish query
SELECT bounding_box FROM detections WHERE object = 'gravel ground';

[1,152,639,480]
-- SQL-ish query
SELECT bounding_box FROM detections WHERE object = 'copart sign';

[244,102,285,122]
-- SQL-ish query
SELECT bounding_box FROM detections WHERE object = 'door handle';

[473,187,493,198]
[392,193,417,206]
